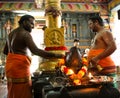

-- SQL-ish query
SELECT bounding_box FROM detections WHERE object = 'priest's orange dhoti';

[5,53,33,98]
[87,49,116,74]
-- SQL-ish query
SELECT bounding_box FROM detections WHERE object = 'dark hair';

[89,16,104,26]
[73,38,79,42]
[18,15,35,25]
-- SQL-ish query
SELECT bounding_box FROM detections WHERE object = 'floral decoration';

[45,6,61,18]
[61,57,88,85]
[82,57,88,66]
[45,46,68,51]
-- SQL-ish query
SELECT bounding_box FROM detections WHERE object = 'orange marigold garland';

[61,57,88,85]
[82,57,88,66]
[45,6,61,18]
[45,46,68,51]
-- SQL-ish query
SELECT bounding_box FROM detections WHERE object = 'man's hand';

[90,56,100,66]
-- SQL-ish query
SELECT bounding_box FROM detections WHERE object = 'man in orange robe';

[3,15,64,98]
[87,16,117,88]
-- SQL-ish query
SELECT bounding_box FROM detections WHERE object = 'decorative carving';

[44,28,64,47]
[39,0,66,71]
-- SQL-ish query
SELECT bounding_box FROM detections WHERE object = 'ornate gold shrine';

[39,0,66,71]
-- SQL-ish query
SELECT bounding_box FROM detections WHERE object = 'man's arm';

[24,33,64,58]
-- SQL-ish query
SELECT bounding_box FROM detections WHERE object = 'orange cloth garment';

[5,53,33,98]
[87,49,117,74]
[87,49,115,68]
[5,53,31,78]
[7,81,33,98]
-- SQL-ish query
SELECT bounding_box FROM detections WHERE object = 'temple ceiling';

[0,0,119,12]
[0,0,112,3]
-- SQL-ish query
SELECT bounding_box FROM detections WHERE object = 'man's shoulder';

[102,30,111,34]
[100,30,113,38]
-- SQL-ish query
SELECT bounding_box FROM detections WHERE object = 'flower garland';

[45,46,68,51]
[61,57,88,85]
[45,6,61,18]
[82,57,88,66]
[62,57,88,75]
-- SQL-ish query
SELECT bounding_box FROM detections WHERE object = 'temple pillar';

[39,0,67,71]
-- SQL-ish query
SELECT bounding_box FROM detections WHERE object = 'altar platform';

[32,71,120,98]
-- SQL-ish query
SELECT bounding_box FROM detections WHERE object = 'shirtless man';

[3,15,64,98]
[87,16,117,87]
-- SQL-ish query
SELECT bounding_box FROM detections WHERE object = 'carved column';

[39,0,67,71]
